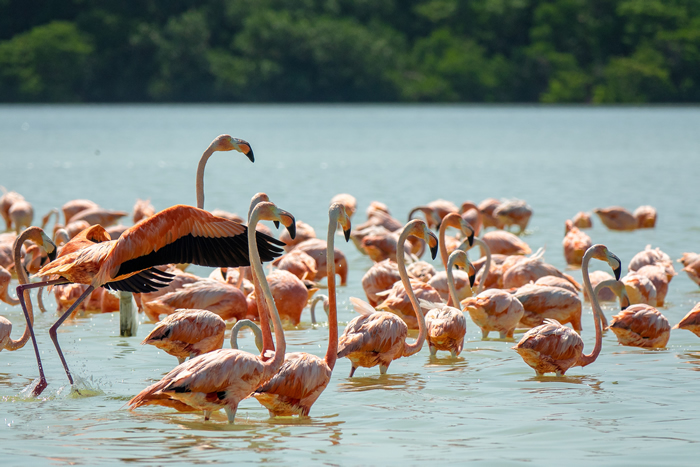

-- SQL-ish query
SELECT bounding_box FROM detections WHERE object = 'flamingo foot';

[379,365,388,375]
[348,366,356,378]
[31,378,48,397]
[204,410,211,421]
[224,406,237,424]
[429,345,437,356]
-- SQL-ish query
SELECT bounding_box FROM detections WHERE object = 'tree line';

[1,0,699,103]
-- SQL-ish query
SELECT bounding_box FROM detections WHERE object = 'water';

[1,105,700,465]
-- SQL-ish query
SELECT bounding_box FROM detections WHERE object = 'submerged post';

[119,291,138,337]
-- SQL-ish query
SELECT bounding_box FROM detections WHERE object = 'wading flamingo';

[478,198,504,230]
[337,219,438,377]
[252,203,351,417]
[563,219,592,266]
[634,205,657,228]
[493,199,532,234]
[461,288,524,339]
[1,227,56,352]
[361,259,402,307]
[19,205,285,396]
[9,199,34,233]
[0,189,25,231]
[534,275,579,294]
[128,201,294,423]
[427,212,475,305]
[593,207,637,231]
[481,230,531,256]
[280,220,316,251]
[69,207,128,227]
[62,199,99,224]
[514,283,582,331]
[512,244,621,376]
[572,212,593,229]
[141,309,226,364]
[607,304,670,348]
[424,250,474,356]
[621,273,657,306]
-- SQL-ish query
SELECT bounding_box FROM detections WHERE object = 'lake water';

[1,105,699,465]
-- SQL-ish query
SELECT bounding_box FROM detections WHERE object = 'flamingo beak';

[273,221,280,229]
[344,228,351,242]
[279,212,296,240]
[620,287,630,310]
[469,271,476,288]
[41,233,57,262]
[428,232,439,260]
[233,138,254,163]
[467,230,475,248]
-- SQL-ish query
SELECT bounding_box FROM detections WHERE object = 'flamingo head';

[448,250,476,287]
[330,203,352,242]
[405,219,439,260]
[215,135,254,163]
[589,244,622,280]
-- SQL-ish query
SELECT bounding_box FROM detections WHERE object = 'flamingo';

[408,199,457,229]
[18,204,285,396]
[534,275,579,294]
[195,134,254,210]
[69,207,128,227]
[375,278,442,330]
[673,303,700,337]
[8,199,34,233]
[230,319,264,352]
[337,219,438,377]
[280,220,316,252]
[607,304,670,348]
[361,259,402,307]
[0,189,25,231]
[481,230,531,256]
[563,219,592,266]
[0,227,56,351]
[621,272,657,306]
[251,203,351,417]
[582,270,616,302]
[634,205,657,228]
[61,199,99,224]
[310,294,330,324]
[593,207,637,231]
[246,269,315,325]
[459,201,483,236]
[461,288,524,339]
[493,199,532,234]
[426,212,475,305]
[635,264,670,307]
[128,201,294,423]
[406,260,437,283]
[133,199,155,224]
[514,283,582,331]
[628,245,675,277]
[293,237,349,286]
[512,244,621,376]
[571,212,593,229]
[272,249,318,281]
[423,250,474,356]
[360,227,412,263]
[141,309,226,364]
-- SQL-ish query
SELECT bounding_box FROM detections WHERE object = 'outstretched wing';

[99,205,284,284]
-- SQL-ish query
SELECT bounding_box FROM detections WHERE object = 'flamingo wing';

[100,205,284,284]
[254,352,330,402]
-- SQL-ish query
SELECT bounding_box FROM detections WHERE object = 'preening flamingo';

[621,273,657,306]
[337,219,438,377]
[246,269,315,325]
[534,275,579,294]
[310,294,330,324]
[0,227,56,352]
[512,244,621,376]
[461,288,524,339]
[514,283,582,331]
[141,309,226,364]
[20,205,285,396]
[128,201,294,423]
[252,203,351,417]
[361,259,402,307]
[230,319,264,352]
[607,304,670,348]
[593,207,637,231]
[673,303,700,337]
[273,248,318,281]
[424,250,474,356]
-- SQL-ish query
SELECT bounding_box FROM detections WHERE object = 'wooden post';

[119,291,138,337]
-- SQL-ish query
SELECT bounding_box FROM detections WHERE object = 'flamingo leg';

[224,404,238,424]
[48,285,94,388]
[348,366,356,377]
[16,278,69,396]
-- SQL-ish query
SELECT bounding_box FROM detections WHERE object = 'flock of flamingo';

[1,134,699,424]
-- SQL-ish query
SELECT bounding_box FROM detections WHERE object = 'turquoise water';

[1,105,700,465]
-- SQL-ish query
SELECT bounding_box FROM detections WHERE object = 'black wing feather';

[104,267,175,293]
[114,228,284,279]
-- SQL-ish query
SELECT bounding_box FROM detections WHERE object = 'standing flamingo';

[426,212,474,305]
[607,304,670,348]
[252,203,351,417]
[512,244,621,376]
[0,227,56,352]
[593,207,637,231]
[337,219,438,377]
[19,205,285,396]
[424,250,474,356]
[563,219,592,266]
[141,309,226,364]
[673,303,700,337]
[128,201,294,423]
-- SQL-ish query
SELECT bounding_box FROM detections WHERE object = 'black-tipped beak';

[467,231,475,248]
[469,272,476,288]
[48,248,57,263]
[286,220,296,240]
[344,228,351,242]
[273,220,280,229]
[435,220,441,232]
[246,148,254,163]
[613,264,621,281]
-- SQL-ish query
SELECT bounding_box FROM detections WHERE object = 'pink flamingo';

[607,304,670,348]
[360,228,412,263]
[61,199,99,224]
[571,212,593,229]
[634,205,657,228]
[478,198,505,230]
[19,205,285,396]
[195,134,254,209]
[273,248,318,281]
[375,278,442,330]
[251,203,351,417]
[133,199,155,223]
[461,288,524,339]
[534,275,579,294]
[502,255,581,290]
[512,244,621,376]
[514,283,582,331]
[593,207,637,231]
[0,189,25,231]
[426,212,475,304]
[280,220,316,252]
[621,273,657,306]
[673,303,700,337]
[459,201,483,236]
[482,230,531,256]
[493,199,532,234]
[330,193,357,219]
[246,269,316,325]
[408,199,457,229]
[635,264,670,307]
[563,219,592,266]
[128,201,294,423]
[337,219,438,376]
[293,237,349,286]
[678,252,700,287]
[141,309,226,364]
[8,199,34,233]
[424,249,474,356]
[361,259,402,307]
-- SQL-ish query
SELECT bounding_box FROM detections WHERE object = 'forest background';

[1,0,699,103]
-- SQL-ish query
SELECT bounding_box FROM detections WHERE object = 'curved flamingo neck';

[7,228,42,350]
[446,254,466,310]
[325,208,340,369]
[579,248,603,366]
[195,143,216,209]
[473,238,491,294]
[398,226,427,357]
[230,319,264,353]
[248,210,286,375]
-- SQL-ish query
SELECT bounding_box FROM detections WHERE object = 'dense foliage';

[1,0,699,102]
